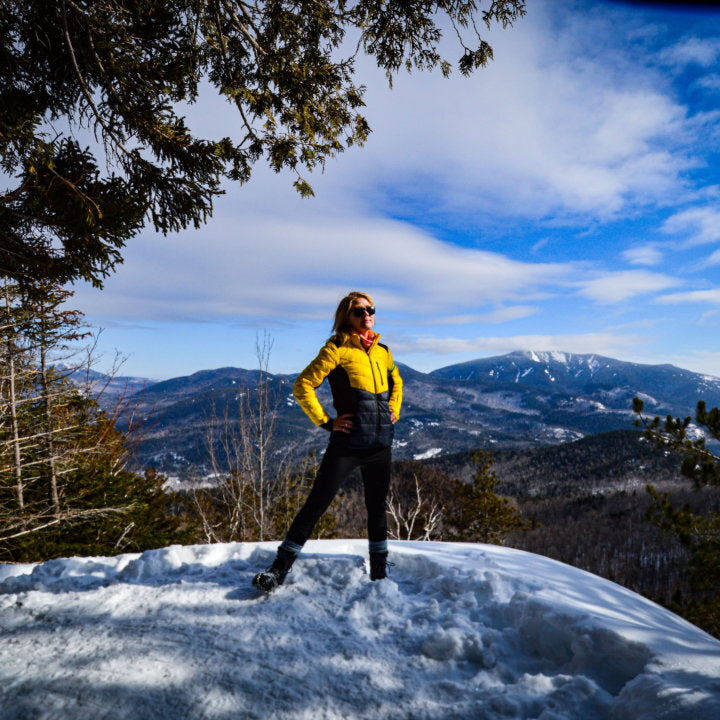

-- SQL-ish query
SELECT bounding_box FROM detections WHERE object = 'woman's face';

[348,297,375,334]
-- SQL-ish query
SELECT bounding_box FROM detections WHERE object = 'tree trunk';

[4,281,24,511]
[39,311,60,518]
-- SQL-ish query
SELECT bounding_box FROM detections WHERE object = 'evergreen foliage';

[448,450,526,544]
[633,397,720,637]
[0,0,525,288]
[431,430,682,498]
[0,281,187,561]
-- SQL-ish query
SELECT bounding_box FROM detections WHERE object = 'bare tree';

[387,473,443,541]
[240,332,280,540]
[191,332,285,542]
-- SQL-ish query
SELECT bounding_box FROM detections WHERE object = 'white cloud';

[622,244,664,266]
[664,350,720,379]
[697,74,720,93]
[661,206,720,246]
[577,270,680,304]
[660,37,720,69]
[658,289,720,305]
[73,206,574,324]
[698,309,720,325]
[335,2,702,221]
[409,306,539,326]
[393,332,641,358]
[707,248,720,266]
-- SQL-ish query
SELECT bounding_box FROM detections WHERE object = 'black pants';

[284,439,391,548]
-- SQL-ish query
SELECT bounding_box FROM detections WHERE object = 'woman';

[253,291,403,592]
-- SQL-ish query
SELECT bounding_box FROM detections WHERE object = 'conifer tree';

[0,281,186,560]
[23,284,90,519]
[633,397,720,636]
[0,0,526,288]
[449,450,526,544]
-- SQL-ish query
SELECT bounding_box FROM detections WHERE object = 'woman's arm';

[292,342,340,428]
[387,348,403,421]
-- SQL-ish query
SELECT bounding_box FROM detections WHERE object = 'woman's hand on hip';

[333,413,354,433]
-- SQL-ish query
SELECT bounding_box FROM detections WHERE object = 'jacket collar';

[350,331,380,351]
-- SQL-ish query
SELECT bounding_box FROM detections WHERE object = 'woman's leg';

[283,443,360,550]
[254,443,360,591]
[360,447,392,553]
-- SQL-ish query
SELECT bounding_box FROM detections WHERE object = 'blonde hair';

[329,291,374,346]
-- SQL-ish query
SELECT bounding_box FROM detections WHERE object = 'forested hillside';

[429,430,683,496]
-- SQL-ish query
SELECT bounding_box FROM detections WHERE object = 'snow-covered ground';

[1,540,719,720]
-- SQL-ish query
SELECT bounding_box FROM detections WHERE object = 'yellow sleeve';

[387,348,403,420]
[292,342,339,427]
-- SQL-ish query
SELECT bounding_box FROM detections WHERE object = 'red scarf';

[355,330,376,350]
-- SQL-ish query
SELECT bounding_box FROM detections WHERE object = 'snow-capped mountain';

[431,351,720,407]
[1,540,719,720]
[99,351,720,473]
[397,351,720,458]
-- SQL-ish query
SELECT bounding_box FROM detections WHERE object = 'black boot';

[252,548,296,593]
[369,551,389,581]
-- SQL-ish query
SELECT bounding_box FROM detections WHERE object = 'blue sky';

[71,0,720,380]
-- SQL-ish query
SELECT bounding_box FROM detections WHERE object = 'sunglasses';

[350,306,376,318]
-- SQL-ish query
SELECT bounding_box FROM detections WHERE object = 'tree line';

[0,280,187,561]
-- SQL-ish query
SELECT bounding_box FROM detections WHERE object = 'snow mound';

[1,540,719,720]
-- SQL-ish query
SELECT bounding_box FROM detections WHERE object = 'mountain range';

[99,350,720,476]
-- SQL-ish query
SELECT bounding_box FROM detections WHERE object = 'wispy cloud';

[661,206,720,247]
[707,248,720,266]
[658,289,720,305]
[697,74,720,93]
[577,270,680,304]
[393,332,642,358]
[342,3,701,222]
[622,244,664,266]
[665,350,720,379]
[75,210,573,324]
[408,306,539,327]
[659,37,720,70]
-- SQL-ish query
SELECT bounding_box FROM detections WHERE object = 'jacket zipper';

[367,349,381,444]
[375,360,385,389]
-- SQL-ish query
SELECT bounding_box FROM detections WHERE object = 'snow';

[477,392,540,416]
[1,540,720,720]
[525,351,569,366]
[549,351,569,365]
[538,427,585,443]
[634,391,658,407]
[413,447,443,460]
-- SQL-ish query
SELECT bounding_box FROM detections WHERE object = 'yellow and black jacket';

[293,333,403,450]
